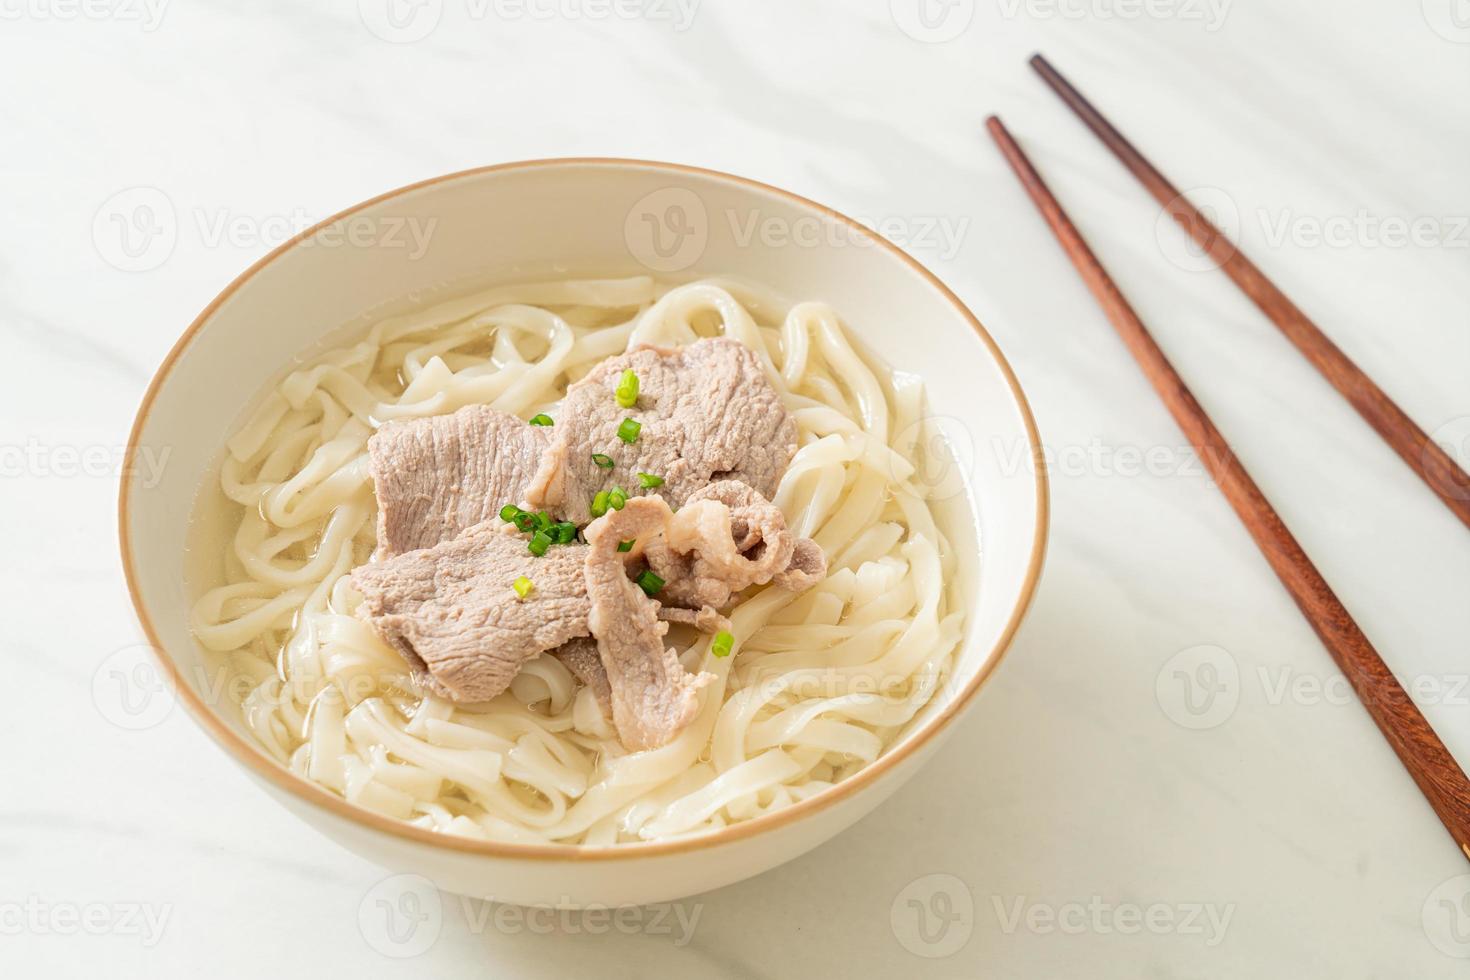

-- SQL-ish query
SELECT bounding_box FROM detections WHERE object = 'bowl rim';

[119,156,1049,862]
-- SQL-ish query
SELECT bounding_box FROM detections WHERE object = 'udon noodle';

[189,276,964,845]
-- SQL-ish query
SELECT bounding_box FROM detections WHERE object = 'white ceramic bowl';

[120,159,1047,907]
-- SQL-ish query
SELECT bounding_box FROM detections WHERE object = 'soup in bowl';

[121,159,1047,907]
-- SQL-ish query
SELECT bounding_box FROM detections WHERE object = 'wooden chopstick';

[984,114,1470,863]
[1027,53,1470,530]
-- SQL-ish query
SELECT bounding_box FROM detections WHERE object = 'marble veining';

[2,1,1467,976]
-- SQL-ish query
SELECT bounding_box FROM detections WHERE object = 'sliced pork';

[351,524,591,703]
[556,605,730,723]
[350,336,824,748]
[352,480,811,714]
[657,605,732,634]
[583,499,715,751]
[777,539,827,592]
[368,405,551,558]
[550,637,611,714]
[526,338,798,523]
[645,480,828,609]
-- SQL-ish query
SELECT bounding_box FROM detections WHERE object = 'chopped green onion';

[590,490,610,518]
[499,504,521,522]
[608,486,627,511]
[616,418,641,444]
[512,511,537,533]
[636,472,664,489]
[528,413,554,426]
[616,539,634,553]
[528,530,552,557]
[512,576,533,599]
[614,369,640,408]
[636,570,665,596]
[591,453,615,469]
[711,631,734,658]
[533,511,552,532]
[551,522,578,544]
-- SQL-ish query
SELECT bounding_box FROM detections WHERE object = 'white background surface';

[3,1,1469,976]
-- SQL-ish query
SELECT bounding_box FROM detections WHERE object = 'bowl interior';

[123,159,1045,847]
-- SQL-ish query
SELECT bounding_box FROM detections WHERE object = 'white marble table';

[4,1,1468,976]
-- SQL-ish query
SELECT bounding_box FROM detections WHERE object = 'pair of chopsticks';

[987,55,1470,862]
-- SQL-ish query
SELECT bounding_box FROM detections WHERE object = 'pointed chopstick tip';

[984,116,1028,165]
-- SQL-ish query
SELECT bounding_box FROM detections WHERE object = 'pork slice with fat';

[644,480,827,609]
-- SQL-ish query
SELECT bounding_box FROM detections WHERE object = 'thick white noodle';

[189,277,963,845]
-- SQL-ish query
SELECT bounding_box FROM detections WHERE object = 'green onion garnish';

[512,576,533,599]
[551,522,578,544]
[528,530,552,556]
[608,486,627,511]
[528,413,554,426]
[591,453,615,469]
[533,511,552,532]
[711,631,734,658]
[636,472,664,489]
[512,511,537,533]
[614,369,640,408]
[636,570,665,596]
[616,539,634,553]
[499,504,521,522]
[590,490,610,518]
[616,418,641,444]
